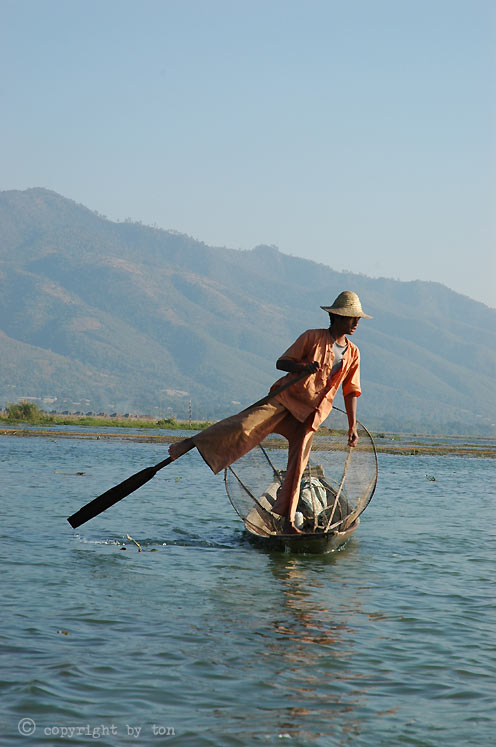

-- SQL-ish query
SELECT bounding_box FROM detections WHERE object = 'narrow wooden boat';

[241,471,360,554]
[245,522,360,554]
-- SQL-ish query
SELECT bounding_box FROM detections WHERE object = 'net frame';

[224,406,378,536]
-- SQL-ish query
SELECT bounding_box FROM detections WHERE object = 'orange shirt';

[270,328,361,430]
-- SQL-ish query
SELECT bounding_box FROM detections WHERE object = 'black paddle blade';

[67,459,171,529]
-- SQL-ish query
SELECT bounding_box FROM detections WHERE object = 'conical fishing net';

[224,406,377,537]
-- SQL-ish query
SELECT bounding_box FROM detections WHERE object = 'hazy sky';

[2,0,495,307]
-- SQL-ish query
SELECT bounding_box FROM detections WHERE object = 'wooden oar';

[67,369,310,529]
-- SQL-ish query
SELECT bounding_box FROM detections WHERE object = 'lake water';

[1,433,494,746]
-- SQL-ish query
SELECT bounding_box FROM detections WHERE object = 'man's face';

[333,315,360,336]
[346,316,360,335]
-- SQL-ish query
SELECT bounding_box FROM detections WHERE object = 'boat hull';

[244,516,360,554]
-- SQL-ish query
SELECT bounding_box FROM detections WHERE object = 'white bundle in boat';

[294,477,328,530]
[299,476,327,514]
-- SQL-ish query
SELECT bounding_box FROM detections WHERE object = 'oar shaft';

[67,370,310,528]
[67,459,172,528]
[242,369,309,412]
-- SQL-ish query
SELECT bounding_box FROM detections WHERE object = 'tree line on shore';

[0,401,210,430]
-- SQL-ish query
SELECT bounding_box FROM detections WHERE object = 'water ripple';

[0,439,494,745]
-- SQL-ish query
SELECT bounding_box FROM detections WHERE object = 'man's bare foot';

[270,513,304,535]
[168,437,194,460]
[287,521,305,535]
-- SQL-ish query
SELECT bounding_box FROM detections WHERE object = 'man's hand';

[348,425,358,447]
[301,361,319,374]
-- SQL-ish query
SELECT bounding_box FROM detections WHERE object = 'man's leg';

[168,402,287,473]
[271,415,315,529]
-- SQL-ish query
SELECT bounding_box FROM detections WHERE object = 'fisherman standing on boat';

[169,291,371,532]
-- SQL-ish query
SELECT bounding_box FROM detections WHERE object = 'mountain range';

[1,187,495,434]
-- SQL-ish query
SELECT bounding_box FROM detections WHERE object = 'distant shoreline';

[1,425,494,458]
[0,413,207,431]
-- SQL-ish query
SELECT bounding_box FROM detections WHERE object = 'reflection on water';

[262,554,366,742]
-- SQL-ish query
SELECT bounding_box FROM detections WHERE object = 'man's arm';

[344,393,358,446]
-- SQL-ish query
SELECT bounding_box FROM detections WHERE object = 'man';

[169,290,371,532]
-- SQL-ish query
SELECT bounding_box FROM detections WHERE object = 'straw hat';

[321,291,372,318]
